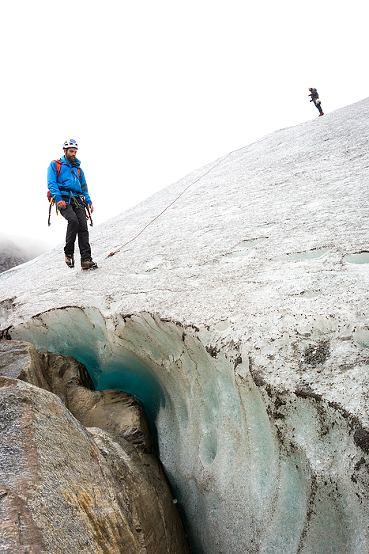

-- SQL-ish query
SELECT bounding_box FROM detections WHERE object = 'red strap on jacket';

[53,159,81,180]
[55,159,61,178]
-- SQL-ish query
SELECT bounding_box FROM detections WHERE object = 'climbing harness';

[106,152,232,258]
[70,194,93,226]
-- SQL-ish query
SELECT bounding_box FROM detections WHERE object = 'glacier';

[1,98,369,553]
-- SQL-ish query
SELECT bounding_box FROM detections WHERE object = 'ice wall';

[8,307,369,554]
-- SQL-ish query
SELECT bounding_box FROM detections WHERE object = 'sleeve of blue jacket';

[47,161,63,204]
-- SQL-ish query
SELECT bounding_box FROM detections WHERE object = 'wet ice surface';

[344,251,369,264]
[2,98,369,553]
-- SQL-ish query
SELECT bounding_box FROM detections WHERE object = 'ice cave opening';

[8,306,230,551]
[95,353,166,444]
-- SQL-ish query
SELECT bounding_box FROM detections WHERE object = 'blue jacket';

[47,156,92,205]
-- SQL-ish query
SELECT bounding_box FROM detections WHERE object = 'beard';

[66,152,76,162]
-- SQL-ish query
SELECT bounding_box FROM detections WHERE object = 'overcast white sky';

[1,0,367,252]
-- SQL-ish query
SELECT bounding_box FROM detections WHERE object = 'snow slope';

[1,99,369,553]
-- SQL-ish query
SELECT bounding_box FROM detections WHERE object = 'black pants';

[60,201,91,262]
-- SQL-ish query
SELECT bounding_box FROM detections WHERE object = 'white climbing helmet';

[63,139,78,150]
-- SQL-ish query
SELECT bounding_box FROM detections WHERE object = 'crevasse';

[8,307,369,554]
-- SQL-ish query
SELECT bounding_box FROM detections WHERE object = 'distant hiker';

[47,139,98,270]
[308,88,324,116]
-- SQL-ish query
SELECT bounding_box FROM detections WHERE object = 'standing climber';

[47,139,98,270]
[308,88,324,116]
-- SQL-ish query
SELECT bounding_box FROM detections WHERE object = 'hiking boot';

[319,112,324,116]
[65,254,75,268]
[81,259,98,270]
